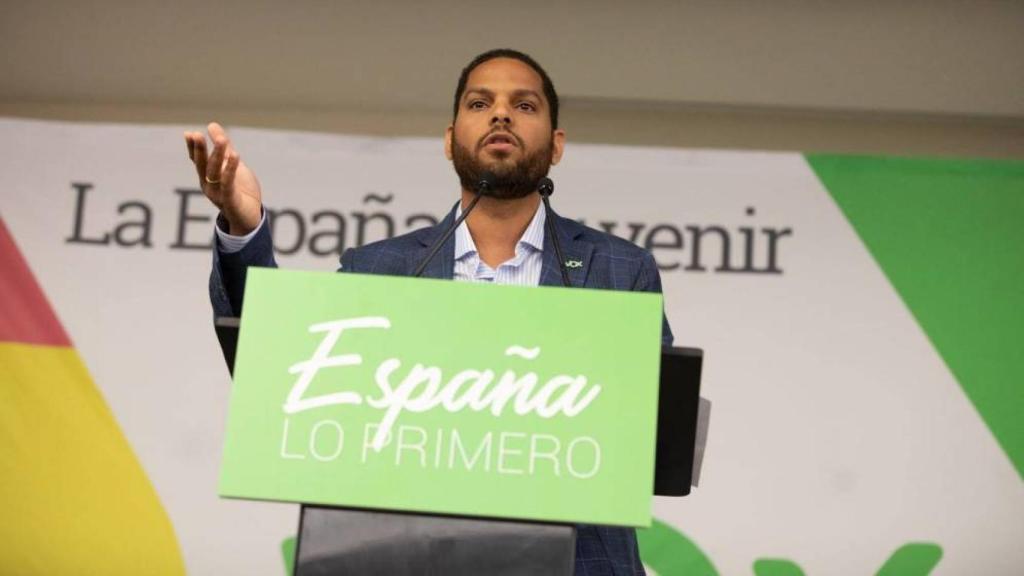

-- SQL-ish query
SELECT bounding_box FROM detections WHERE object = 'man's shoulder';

[357,226,429,255]
[560,216,652,263]
[339,225,431,274]
[557,216,662,292]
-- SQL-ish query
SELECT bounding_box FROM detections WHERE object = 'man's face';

[446,58,565,199]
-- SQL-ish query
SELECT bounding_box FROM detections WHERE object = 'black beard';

[451,131,552,200]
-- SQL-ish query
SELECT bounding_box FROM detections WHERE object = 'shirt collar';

[454,199,546,261]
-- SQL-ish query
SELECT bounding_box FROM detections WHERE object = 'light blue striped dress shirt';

[453,202,545,286]
[216,202,547,287]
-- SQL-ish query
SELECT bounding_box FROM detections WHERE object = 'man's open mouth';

[482,132,518,148]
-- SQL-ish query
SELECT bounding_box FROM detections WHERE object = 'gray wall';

[2,0,1021,158]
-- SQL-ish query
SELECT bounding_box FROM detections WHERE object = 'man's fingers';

[206,135,227,185]
[207,122,225,138]
[224,140,238,173]
[185,124,238,209]
[192,134,209,181]
[221,152,240,190]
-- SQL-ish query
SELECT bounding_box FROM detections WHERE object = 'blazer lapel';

[408,203,458,280]
[540,211,593,288]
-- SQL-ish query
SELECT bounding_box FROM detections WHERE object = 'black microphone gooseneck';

[412,173,494,277]
[538,177,572,288]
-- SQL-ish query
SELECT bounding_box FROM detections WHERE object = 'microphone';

[538,178,554,198]
[538,177,572,287]
[413,172,494,277]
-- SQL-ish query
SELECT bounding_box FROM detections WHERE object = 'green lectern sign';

[219,268,663,527]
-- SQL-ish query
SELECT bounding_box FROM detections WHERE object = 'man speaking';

[186,48,673,576]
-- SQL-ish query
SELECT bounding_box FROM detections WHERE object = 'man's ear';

[444,125,454,160]
[550,128,566,166]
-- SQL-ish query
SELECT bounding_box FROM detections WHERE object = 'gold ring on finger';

[205,175,221,185]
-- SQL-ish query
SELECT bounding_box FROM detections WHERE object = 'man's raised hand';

[184,122,263,236]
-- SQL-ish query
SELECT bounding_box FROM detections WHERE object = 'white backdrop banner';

[1,117,1020,576]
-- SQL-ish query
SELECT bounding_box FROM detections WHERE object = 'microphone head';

[537,177,555,198]
[476,172,496,195]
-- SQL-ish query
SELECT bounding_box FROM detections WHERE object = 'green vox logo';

[637,519,943,576]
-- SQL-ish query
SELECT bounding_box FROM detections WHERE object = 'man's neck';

[460,190,541,268]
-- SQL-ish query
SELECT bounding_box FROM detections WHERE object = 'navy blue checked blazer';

[210,203,674,576]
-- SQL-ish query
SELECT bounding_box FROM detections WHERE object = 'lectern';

[214,269,705,575]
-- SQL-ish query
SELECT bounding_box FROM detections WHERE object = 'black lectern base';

[295,505,576,576]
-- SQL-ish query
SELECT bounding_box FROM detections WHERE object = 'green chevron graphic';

[637,519,718,576]
[753,558,806,576]
[282,536,296,574]
[807,154,1024,478]
[635,522,942,575]
[876,543,943,576]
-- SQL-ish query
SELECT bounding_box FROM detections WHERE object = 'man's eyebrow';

[462,88,544,103]
[462,88,495,101]
[510,89,542,101]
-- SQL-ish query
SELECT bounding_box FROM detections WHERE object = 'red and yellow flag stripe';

[0,218,184,574]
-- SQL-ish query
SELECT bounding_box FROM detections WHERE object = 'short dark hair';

[452,49,560,129]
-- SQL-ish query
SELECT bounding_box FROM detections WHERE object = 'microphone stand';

[412,176,491,278]
[414,175,571,288]
[538,178,572,288]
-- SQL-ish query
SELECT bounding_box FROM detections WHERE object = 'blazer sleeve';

[338,246,356,273]
[208,214,278,319]
[632,251,675,347]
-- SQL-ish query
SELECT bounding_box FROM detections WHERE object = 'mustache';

[477,128,523,150]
